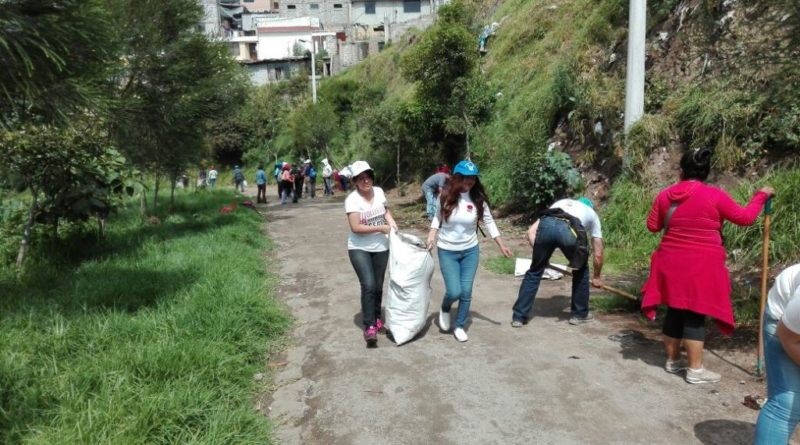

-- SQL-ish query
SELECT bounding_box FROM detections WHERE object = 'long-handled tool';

[547,263,639,301]
[756,198,773,377]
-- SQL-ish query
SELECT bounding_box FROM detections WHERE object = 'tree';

[0,120,139,268]
[107,0,248,209]
[286,100,338,161]
[0,0,114,129]
[400,0,491,162]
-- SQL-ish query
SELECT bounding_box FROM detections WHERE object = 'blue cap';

[453,160,479,176]
[578,196,594,209]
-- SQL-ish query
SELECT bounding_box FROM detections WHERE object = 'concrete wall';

[257,31,312,59]
[350,0,431,27]
[239,0,273,12]
[245,60,308,85]
[275,0,350,27]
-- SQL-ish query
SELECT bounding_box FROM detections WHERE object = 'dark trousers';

[512,216,590,322]
[293,178,303,202]
[257,184,266,203]
[348,249,389,329]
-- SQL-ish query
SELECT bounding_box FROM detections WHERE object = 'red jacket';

[641,180,769,335]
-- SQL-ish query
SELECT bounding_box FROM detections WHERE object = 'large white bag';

[385,231,434,345]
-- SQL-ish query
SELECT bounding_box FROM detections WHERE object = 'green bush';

[488,150,582,217]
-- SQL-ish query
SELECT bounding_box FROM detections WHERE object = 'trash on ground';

[743,394,766,410]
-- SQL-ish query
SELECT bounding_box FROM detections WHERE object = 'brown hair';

[440,174,489,222]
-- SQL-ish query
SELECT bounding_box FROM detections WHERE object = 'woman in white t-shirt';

[755,263,800,444]
[344,161,397,348]
[426,160,513,342]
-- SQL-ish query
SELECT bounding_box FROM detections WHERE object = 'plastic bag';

[385,231,434,345]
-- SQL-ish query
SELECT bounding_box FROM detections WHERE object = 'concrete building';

[202,0,436,84]
[254,17,322,60]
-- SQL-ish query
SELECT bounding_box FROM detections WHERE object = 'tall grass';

[601,177,659,274]
[0,191,289,444]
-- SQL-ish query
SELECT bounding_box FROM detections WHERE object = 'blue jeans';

[424,189,439,220]
[438,245,480,328]
[755,316,800,444]
[348,249,389,329]
[512,216,590,322]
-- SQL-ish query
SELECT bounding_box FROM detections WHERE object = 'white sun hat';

[349,160,373,178]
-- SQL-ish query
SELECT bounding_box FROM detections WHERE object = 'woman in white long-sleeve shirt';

[426,160,513,342]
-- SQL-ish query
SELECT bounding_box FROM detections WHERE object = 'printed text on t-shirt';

[360,207,386,227]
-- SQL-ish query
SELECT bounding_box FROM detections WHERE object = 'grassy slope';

[327,0,800,317]
[0,191,289,444]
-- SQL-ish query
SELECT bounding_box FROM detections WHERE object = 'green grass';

[484,255,515,275]
[0,191,290,444]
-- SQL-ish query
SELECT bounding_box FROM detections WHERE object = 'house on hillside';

[200,0,436,83]
[349,0,432,27]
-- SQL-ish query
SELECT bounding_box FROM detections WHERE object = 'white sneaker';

[454,327,468,342]
[685,367,721,384]
[438,311,451,331]
[665,358,689,374]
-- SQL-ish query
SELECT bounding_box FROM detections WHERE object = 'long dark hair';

[440,174,489,222]
[680,148,712,181]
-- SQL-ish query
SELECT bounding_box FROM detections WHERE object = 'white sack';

[385,231,434,345]
[514,258,565,280]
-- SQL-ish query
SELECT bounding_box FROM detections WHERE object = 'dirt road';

[259,188,769,445]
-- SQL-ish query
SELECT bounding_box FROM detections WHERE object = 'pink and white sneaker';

[363,326,378,347]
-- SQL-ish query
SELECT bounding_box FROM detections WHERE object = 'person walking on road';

[233,165,245,193]
[755,263,800,444]
[345,161,398,348]
[322,159,334,196]
[511,196,604,328]
[255,164,268,203]
[426,160,513,342]
[274,162,284,198]
[641,148,774,384]
[279,163,294,205]
[306,161,317,198]
[207,166,218,189]
[422,171,449,220]
[292,163,304,203]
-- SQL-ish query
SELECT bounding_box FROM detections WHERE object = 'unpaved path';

[258,188,771,445]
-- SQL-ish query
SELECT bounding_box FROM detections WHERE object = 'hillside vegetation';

[230,1,800,319]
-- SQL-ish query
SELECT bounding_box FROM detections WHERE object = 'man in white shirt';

[511,197,604,326]
[322,158,334,196]
[207,166,218,188]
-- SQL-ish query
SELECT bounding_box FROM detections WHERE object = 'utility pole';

[310,38,317,104]
[624,0,646,133]
[300,37,318,103]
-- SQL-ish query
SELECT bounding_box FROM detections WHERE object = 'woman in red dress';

[641,148,774,384]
